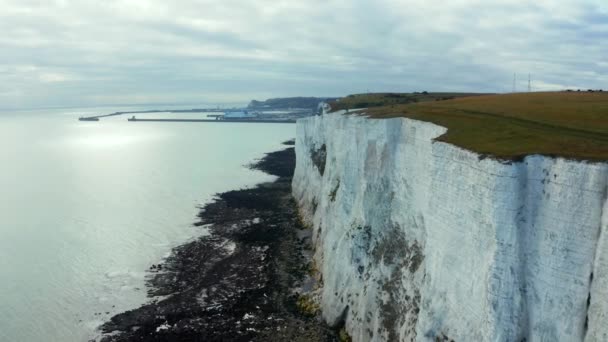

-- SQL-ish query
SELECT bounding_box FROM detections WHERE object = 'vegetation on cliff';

[335,92,608,161]
[328,92,484,112]
[248,97,337,110]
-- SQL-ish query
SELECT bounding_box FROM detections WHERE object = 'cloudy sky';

[1,0,607,109]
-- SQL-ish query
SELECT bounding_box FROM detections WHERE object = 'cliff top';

[337,92,608,162]
[328,92,485,112]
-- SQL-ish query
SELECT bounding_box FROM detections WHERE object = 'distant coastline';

[75,96,334,123]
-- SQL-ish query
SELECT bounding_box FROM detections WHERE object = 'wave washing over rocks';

[99,141,337,341]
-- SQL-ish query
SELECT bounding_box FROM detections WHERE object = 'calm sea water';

[0,107,295,342]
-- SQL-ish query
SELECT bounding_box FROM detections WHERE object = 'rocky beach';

[99,141,337,341]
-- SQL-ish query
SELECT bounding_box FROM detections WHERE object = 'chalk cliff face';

[292,112,608,342]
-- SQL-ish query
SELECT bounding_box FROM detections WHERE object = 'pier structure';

[126,117,295,124]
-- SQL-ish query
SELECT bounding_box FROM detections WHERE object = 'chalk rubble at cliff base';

[293,112,608,341]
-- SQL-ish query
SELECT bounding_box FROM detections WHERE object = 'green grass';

[338,91,608,161]
[296,294,320,316]
[329,92,485,112]
[338,327,352,342]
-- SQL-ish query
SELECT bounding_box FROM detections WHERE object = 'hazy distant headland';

[102,97,339,115]
[79,97,337,122]
[247,96,338,110]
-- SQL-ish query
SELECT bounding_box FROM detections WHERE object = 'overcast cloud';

[0,0,606,109]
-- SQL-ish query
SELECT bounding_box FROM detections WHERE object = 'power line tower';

[512,73,517,93]
[528,74,532,92]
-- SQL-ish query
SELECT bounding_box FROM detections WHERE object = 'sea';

[0,106,295,342]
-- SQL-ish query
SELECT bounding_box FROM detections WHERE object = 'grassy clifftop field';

[333,92,608,161]
[328,92,485,111]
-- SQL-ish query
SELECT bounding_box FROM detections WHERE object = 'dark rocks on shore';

[99,145,336,341]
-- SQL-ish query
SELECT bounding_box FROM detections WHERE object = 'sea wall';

[292,112,608,341]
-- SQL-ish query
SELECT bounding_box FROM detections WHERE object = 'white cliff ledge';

[292,112,608,342]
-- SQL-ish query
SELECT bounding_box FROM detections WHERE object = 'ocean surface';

[0,106,295,341]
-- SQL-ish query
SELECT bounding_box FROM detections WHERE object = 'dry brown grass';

[349,91,608,161]
[329,92,484,112]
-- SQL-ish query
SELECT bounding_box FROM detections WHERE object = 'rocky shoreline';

[99,141,337,341]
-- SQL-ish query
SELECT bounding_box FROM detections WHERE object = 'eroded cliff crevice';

[292,112,608,342]
[310,143,327,176]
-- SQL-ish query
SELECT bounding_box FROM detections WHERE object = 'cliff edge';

[292,111,608,341]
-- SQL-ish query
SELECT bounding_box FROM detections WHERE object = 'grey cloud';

[0,0,606,109]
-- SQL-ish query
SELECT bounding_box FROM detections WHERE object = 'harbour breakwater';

[126,118,296,123]
[292,112,608,341]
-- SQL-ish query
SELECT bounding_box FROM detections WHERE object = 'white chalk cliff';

[292,112,608,341]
